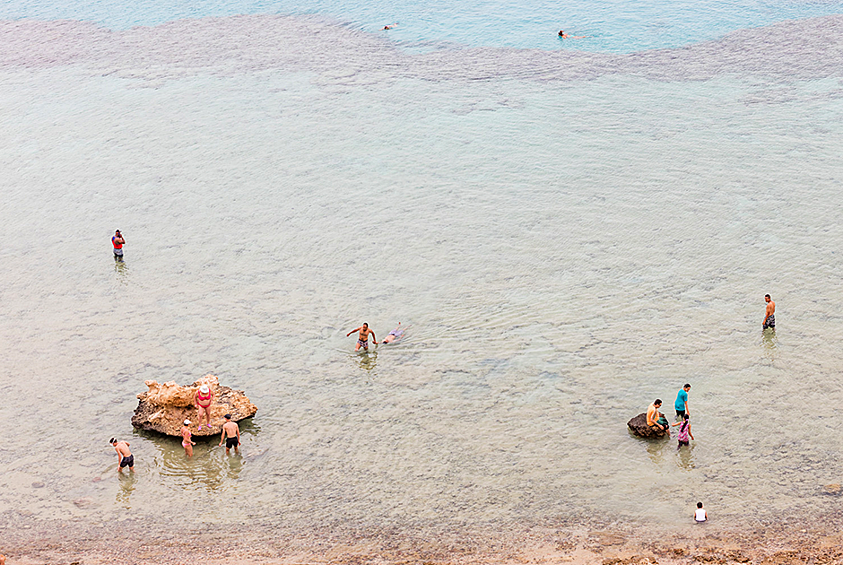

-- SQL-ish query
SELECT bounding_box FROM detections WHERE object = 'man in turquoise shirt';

[675,384,691,418]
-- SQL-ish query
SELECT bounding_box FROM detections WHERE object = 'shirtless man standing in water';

[347,323,376,351]
[219,414,240,455]
[763,294,776,330]
[110,438,134,472]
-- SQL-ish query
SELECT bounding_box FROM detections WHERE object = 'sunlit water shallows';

[1,3,843,541]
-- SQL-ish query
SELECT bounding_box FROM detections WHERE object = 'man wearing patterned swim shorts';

[763,294,776,330]
[347,322,377,351]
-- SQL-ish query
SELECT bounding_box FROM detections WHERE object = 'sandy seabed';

[3,514,843,565]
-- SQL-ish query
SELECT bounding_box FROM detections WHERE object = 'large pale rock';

[132,374,257,437]
[627,412,669,438]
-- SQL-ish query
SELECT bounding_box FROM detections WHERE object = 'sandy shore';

[3,514,843,565]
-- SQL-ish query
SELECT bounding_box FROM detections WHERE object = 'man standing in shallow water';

[110,438,134,472]
[763,294,776,330]
[347,323,376,352]
[219,414,240,455]
[675,384,691,419]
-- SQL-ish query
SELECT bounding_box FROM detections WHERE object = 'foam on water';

[0,12,842,539]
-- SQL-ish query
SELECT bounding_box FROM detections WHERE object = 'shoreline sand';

[3,515,843,564]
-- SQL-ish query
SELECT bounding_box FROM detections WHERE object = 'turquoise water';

[3,0,843,52]
[1,0,842,547]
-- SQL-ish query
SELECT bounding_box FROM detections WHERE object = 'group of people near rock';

[109,384,243,472]
[646,384,695,448]
[109,231,777,525]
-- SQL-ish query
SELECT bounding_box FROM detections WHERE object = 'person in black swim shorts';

[219,414,240,454]
[110,438,134,472]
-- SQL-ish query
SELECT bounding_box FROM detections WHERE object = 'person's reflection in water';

[114,258,128,279]
[761,329,778,360]
[226,450,244,480]
[645,437,669,464]
[678,443,695,470]
[116,471,136,508]
[356,350,378,373]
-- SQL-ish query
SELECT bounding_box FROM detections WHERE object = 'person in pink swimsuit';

[671,414,695,449]
[194,385,215,430]
[181,419,196,457]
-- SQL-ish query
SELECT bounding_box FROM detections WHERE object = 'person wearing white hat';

[194,384,215,431]
[181,419,196,457]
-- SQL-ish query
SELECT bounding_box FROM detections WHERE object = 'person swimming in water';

[382,323,406,344]
[382,23,398,30]
[558,30,586,39]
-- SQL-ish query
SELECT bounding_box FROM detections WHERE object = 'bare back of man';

[110,439,134,472]
[220,416,241,454]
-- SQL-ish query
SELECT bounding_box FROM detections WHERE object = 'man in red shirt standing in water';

[112,230,125,261]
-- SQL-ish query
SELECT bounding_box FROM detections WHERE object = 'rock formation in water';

[132,374,257,437]
[627,413,669,438]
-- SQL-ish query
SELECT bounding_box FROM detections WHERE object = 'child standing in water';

[181,419,196,457]
[672,414,694,448]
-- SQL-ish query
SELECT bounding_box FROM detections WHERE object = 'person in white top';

[695,502,707,522]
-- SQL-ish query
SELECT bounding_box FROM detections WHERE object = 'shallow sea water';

[0,3,842,541]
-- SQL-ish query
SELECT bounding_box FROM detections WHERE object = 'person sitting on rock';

[194,384,215,431]
[647,399,668,432]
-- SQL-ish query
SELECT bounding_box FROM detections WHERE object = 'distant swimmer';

[347,322,376,351]
[110,438,134,472]
[112,230,125,261]
[219,414,240,455]
[194,384,215,431]
[558,30,586,39]
[181,419,196,457]
[382,322,405,344]
[763,294,776,330]
[382,23,398,30]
